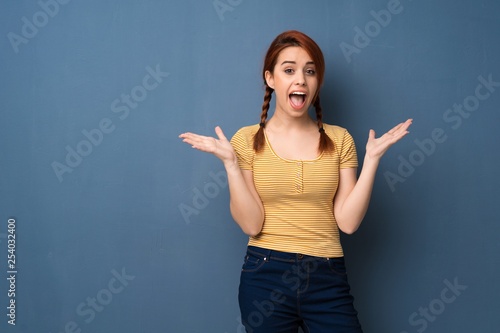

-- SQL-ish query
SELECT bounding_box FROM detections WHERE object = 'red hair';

[253,30,334,153]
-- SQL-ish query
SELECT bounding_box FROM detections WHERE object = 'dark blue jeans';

[238,246,363,333]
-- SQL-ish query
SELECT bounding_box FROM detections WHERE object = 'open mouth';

[289,91,307,109]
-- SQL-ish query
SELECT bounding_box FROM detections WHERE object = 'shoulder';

[231,124,259,166]
[323,124,358,165]
[322,123,350,139]
[231,124,260,142]
[323,123,357,152]
[235,124,260,136]
[230,124,260,149]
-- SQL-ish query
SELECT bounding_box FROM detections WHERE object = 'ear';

[264,70,274,89]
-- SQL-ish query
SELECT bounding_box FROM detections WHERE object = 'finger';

[180,133,203,146]
[179,132,203,140]
[394,120,412,138]
[191,139,216,152]
[184,132,216,143]
[396,119,413,132]
[387,122,406,134]
[368,129,376,140]
[214,126,227,141]
[402,118,413,131]
[389,128,410,144]
[181,134,212,149]
[388,121,411,138]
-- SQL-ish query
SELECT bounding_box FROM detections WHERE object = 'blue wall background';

[1,0,499,332]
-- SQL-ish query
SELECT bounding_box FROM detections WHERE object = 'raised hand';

[179,126,238,167]
[365,119,413,161]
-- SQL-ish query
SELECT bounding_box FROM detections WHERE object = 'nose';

[295,72,306,86]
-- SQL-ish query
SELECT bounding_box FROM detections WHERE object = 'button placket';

[294,161,303,193]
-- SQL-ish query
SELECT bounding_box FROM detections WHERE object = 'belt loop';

[264,248,272,262]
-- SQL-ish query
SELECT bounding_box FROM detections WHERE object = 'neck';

[267,109,316,132]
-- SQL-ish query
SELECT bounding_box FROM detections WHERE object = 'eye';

[306,69,316,75]
[284,68,294,74]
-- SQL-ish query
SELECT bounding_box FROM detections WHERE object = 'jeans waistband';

[247,246,341,263]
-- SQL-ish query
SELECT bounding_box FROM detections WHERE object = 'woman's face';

[265,46,318,119]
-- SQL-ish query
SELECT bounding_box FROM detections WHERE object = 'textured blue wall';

[1,0,499,332]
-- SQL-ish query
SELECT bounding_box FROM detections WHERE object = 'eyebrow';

[280,60,315,66]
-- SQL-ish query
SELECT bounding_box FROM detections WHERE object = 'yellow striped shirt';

[230,123,358,258]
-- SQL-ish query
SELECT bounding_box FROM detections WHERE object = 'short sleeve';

[339,130,358,169]
[230,126,257,171]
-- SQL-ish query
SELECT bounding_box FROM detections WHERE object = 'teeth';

[291,92,306,95]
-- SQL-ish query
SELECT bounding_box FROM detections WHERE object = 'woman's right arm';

[225,164,264,236]
[179,126,264,236]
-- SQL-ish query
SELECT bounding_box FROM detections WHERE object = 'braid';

[314,95,335,153]
[315,95,324,130]
[253,86,273,152]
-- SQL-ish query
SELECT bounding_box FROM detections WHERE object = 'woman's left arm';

[334,119,412,234]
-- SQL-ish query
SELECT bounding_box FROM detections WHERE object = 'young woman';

[180,30,412,333]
